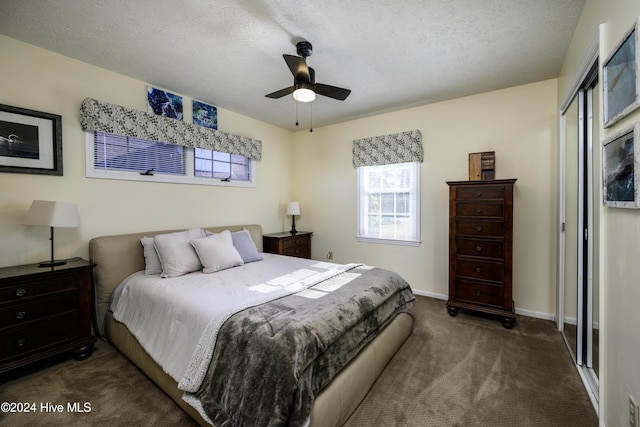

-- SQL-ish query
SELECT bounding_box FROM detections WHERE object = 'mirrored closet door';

[558,58,599,405]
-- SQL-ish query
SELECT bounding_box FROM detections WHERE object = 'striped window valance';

[79,98,262,160]
[352,129,422,167]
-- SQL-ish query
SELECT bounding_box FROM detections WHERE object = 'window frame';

[85,131,256,187]
[356,161,421,246]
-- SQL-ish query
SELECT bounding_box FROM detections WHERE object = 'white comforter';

[110,253,361,393]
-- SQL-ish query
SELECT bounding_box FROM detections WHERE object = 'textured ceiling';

[0,0,585,131]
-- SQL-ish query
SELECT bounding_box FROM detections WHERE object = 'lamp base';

[38,259,67,268]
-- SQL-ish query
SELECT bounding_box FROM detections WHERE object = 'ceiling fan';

[265,41,351,103]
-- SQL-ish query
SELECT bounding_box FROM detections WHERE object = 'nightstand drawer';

[0,292,78,330]
[455,279,503,308]
[0,312,79,361]
[283,235,310,249]
[0,276,79,304]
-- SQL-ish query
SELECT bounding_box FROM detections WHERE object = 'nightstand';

[0,259,96,374]
[263,231,313,259]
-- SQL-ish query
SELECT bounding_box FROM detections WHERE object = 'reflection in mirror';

[563,94,579,362]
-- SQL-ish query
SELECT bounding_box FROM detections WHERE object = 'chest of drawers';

[0,259,96,374]
[446,179,516,328]
[263,231,312,259]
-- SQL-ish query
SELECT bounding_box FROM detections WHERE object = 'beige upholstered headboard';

[89,224,263,336]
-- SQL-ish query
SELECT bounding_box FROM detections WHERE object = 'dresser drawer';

[0,313,79,361]
[0,292,78,330]
[456,202,504,218]
[455,258,504,282]
[455,279,503,308]
[0,276,79,304]
[456,238,504,259]
[456,220,504,237]
[455,185,505,201]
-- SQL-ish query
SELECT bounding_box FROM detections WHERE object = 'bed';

[89,224,415,426]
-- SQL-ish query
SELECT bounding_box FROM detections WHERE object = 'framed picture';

[0,104,62,176]
[147,86,183,120]
[192,100,217,129]
[602,123,639,208]
[603,18,640,128]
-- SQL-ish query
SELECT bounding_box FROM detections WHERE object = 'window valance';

[79,98,262,160]
[352,129,422,167]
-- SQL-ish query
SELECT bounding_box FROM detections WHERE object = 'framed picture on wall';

[603,18,640,128]
[602,123,639,208]
[0,104,63,176]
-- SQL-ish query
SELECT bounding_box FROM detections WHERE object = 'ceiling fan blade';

[265,86,295,99]
[283,54,310,81]
[315,83,351,101]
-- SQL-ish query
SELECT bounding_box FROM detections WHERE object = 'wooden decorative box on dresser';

[263,231,313,259]
[446,179,517,328]
[0,259,96,374]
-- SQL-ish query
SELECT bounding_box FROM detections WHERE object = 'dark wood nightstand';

[0,259,96,374]
[263,231,313,259]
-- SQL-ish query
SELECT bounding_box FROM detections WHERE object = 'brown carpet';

[0,296,597,426]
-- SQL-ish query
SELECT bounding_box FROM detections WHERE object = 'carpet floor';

[0,296,598,426]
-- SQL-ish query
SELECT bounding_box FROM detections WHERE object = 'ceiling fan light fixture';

[293,85,316,102]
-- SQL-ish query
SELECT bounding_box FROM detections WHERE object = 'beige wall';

[292,79,559,317]
[557,0,640,425]
[0,35,294,268]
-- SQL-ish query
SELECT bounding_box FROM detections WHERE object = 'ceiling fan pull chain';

[310,103,313,132]
[295,101,299,127]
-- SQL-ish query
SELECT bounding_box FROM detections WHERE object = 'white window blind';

[87,131,254,187]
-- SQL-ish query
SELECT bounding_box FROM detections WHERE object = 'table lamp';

[286,201,300,235]
[23,200,79,267]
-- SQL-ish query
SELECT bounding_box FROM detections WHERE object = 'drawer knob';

[476,191,482,197]
[295,249,300,254]
[475,267,482,273]
[476,291,481,296]
[16,311,26,319]
[15,289,26,297]
[294,240,299,245]
[475,246,482,252]
[476,226,483,232]
[16,338,26,348]
[475,207,483,213]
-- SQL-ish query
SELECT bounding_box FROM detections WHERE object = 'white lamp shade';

[23,200,79,228]
[286,201,300,216]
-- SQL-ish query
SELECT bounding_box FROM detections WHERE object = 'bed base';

[105,311,413,426]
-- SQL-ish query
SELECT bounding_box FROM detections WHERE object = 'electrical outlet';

[631,395,639,427]
[326,251,333,260]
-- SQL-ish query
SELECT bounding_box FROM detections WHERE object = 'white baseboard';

[412,289,555,321]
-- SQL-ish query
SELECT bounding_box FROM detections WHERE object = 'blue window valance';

[79,97,262,160]
[352,129,422,167]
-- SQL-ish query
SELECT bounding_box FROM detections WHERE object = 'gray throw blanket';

[195,265,415,426]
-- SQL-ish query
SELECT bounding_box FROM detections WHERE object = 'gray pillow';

[190,230,244,273]
[154,228,206,278]
[141,237,162,275]
[231,229,263,263]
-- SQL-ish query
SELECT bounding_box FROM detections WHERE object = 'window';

[87,131,255,187]
[357,162,420,245]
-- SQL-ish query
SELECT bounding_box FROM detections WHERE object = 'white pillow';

[154,228,206,278]
[141,237,162,275]
[190,230,244,274]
